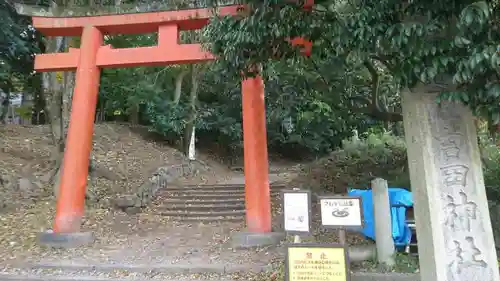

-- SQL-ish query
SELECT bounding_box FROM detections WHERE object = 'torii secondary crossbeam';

[32,5,311,236]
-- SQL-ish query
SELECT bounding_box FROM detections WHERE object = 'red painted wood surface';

[33,5,311,71]
[53,26,103,233]
[32,6,241,36]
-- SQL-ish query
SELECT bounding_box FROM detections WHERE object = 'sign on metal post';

[319,196,363,245]
[285,243,350,281]
[319,196,363,228]
[282,189,312,235]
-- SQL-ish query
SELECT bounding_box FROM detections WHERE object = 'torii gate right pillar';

[242,75,271,233]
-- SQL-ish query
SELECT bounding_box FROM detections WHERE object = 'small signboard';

[285,243,350,281]
[282,189,312,234]
[319,196,363,228]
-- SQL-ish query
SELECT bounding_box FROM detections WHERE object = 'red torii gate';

[32,4,311,238]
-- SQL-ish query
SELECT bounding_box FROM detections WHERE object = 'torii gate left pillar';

[33,7,311,247]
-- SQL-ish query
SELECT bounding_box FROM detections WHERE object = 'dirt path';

[22,217,279,269]
[0,122,301,276]
[1,172,295,275]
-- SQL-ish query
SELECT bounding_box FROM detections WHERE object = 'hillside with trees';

[2,0,500,216]
[1,0,500,277]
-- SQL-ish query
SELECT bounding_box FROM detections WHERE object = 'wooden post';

[188,126,196,160]
[53,26,103,233]
[242,74,272,233]
[338,228,347,245]
[294,235,301,243]
[371,178,395,266]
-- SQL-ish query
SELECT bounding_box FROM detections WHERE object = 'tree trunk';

[43,40,65,148]
[488,119,497,142]
[393,122,404,136]
[383,120,390,131]
[30,72,46,125]
[62,37,76,136]
[41,36,66,196]
[173,70,188,104]
[129,103,139,125]
[62,71,74,130]
[0,92,10,125]
[183,65,199,158]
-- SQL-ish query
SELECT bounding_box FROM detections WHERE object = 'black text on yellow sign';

[285,244,350,281]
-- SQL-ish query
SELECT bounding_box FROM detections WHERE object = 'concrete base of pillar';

[38,231,93,248]
[231,231,285,248]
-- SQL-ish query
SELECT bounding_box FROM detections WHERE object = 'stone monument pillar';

[402,87,499,281]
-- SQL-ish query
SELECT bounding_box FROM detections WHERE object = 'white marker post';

[188,126,196,160]
[319,196,364,246]
[282,188,312,243]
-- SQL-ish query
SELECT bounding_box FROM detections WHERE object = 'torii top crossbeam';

[32,6,240,71]
[32,6,237,36]
[32,4,311,72]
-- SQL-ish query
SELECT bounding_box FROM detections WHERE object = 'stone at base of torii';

[402,87,500,281]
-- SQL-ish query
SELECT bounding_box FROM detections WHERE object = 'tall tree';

[0,0,39,123]
[203,0,500,123]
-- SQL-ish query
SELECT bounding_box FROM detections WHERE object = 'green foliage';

[0,1,39,92]
[480,135,500,202]
[389,253,420,273]
[14,105,33,119]
[263,59,365,155]
[98,34,160,118]
[142,60,361,155]
[3,0,403,158]
[292,132,409,193]
[203,0,500,123]
[147,98,191,140]
[347,252,420,273]
[203,2,314,77]
[338,132,409,188]
[99,43,363,156]
[295,131,500,203]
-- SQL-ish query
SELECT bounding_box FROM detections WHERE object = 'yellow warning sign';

[286,245,349,281]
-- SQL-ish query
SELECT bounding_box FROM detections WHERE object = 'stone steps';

[164,192,281,200]
[231,166,285,173]
[160,210,246,217]
[165,191,281,197]
[159,203,245,211]
[167,183,285,191]
[165,193,245,200]
[170,190,247,195]
[156,183,284,222]
[160,198,245,204]
[165,189,281,195]
[167,216,245,222]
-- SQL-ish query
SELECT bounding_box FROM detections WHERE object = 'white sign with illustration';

[320,197,363,227]
[283,191,311,233]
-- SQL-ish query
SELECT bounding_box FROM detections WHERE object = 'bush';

[292,131,500,201]
[480,136,500,202]
[290,132,409,193]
